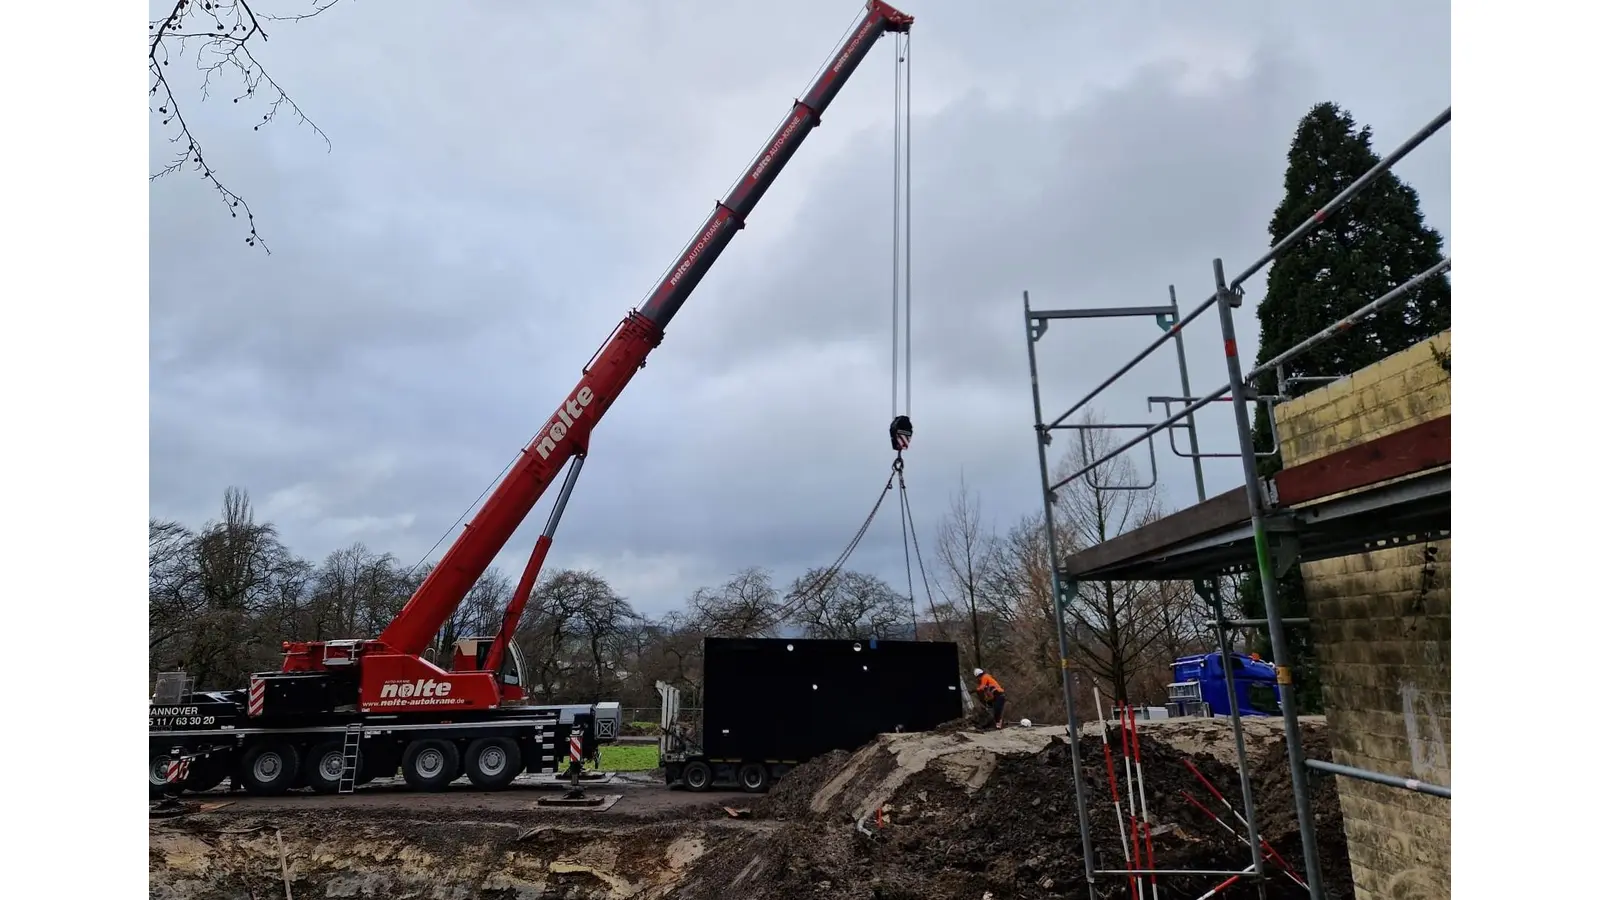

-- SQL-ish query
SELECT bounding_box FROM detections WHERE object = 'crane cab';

[449,636,529,703]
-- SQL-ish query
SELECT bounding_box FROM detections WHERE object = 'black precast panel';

[701,638,962,762]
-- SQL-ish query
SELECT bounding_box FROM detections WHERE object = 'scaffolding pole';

[1023,289,1100,893]
[1213,256,1325,896]
[1017,105,1452,900]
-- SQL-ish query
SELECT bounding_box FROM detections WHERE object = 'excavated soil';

[150,718,1352,899]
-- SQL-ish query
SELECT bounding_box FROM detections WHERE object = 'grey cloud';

[150,0,1450,619]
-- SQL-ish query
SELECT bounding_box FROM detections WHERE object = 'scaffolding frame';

[1022,107,1452,899]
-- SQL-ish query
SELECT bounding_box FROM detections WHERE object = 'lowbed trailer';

[149,668,621,798]
[658,637,962,793]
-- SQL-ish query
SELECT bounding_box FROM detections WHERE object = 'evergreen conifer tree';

[1237,103,1451,712]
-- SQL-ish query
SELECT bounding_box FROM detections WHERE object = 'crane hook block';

[889,415,914,451]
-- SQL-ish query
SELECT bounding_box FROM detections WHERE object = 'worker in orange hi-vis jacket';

[973,668,1006,729]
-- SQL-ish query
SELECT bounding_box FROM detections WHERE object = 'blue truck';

[1166,652,1283,718]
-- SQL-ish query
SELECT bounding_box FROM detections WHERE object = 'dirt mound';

[694,721,1352,900]
[759,749,854,819]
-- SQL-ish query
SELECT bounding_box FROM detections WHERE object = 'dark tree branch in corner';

[149,0,343,254]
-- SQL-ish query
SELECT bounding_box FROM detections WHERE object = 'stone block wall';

[1273,330,1451,900]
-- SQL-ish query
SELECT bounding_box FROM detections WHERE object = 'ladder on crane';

[338,723,363,794]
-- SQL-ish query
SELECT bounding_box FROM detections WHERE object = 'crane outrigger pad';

[535,793,618,809]
[528,771,615,786]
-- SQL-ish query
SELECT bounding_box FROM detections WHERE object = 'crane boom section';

[376,1,914,656]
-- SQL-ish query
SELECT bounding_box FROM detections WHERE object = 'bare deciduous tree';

[688,567,783,637]
[146,468,1232,717]
[307,542,402,640]
[149,519,202,660]
[935,473,994,666]
[512,569,636,703]
[169,487,299,687]
[1052,412,1169,704]
[149,0,342,251]
[785,569,911,640]
[427,567,514,663]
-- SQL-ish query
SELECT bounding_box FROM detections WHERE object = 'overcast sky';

[149,0,1451,619]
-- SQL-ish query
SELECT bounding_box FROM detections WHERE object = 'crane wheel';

[149,752,182,799]
[401,739,460,792]
[737,763,771,794]
[464,737,522,790]
[682,760,714,792]
[304,741,357,794]
[238,742,301,796]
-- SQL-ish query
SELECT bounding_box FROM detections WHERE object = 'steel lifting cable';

[888,32,931,630]
[788,30,919,625]
[896,465,937,626]
[776,460,901,620]
[889,30,914,425]
[902,31,913,419]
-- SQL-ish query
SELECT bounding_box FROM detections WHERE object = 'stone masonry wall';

[1273,330,1451,900]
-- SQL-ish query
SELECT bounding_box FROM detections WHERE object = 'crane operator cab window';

[450,637,525,686]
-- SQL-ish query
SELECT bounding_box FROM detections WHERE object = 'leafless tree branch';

[149,0,342,253]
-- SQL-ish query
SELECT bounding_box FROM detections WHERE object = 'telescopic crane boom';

[277,2,914,713]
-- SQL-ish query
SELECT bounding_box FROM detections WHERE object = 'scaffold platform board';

[1061,415,1450,582]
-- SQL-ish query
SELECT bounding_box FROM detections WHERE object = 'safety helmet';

[973,668,984,677]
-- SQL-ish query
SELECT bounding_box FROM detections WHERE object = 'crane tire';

[682,760,714,792]
[238,742,301,796]
[737,763,770,794]
[464,737,522,791]
[401,739,460,792]
[149,752,181,799]
[304,741,355,794]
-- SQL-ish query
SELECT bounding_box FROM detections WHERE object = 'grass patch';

[600,743,660,772]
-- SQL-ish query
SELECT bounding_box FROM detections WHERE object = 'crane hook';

[889,415,913,452]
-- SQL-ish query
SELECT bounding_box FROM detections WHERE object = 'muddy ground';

[150,717,1350,899]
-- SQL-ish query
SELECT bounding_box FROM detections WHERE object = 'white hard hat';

[973,668,984,677]
[1020,718,1034,728]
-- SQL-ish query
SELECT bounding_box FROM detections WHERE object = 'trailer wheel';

[682,760,713,792]
[238,742,301,796]
[401,739,460,792]
[464,737,522,790]
[737,763,770,794]
[304,741,358,794]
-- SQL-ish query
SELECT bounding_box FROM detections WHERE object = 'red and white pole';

[1094,688,1136,897]
[1127,705,1158,900]
[1183,757,1307,889]
[1116,703,1146,900]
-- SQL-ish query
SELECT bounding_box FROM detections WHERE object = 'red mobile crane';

[149,1,915,799]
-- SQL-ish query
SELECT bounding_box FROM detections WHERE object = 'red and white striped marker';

[1127,705,1159,900]
[247,676,265,717]
[165,758,191,784]
[569,733,582,765]
[1094,688,1137,898]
